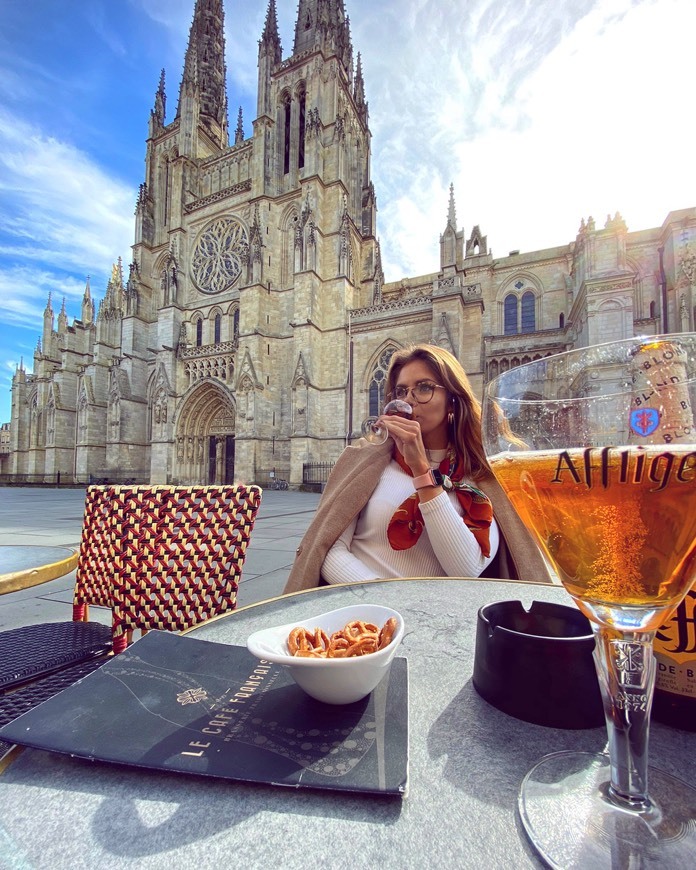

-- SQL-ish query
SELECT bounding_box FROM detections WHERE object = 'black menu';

[0,630,408,796]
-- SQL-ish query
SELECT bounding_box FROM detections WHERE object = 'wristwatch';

[412,469,454,491]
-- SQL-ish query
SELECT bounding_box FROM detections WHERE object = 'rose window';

[191,217,249,294]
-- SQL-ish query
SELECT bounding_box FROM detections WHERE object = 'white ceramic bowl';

[246,604,404,705]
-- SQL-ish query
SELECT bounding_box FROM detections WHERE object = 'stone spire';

[57,296,68,333]
[447,183,457,230]
[100,259,125,320]
[152,69,166,129]
[440,184,462,269]
[354,51,367,124]
[260,0,282,65]
[257,0,282,118]
[82,276,94,325]
[294,0,352,71]
[234,106,244,144]
[42,292,54,352]
[176,0,228,146]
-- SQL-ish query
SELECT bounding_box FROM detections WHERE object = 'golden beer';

[490,445,696,615]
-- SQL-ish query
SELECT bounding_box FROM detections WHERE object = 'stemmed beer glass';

[361,399,413,444]
[482,334,696,867]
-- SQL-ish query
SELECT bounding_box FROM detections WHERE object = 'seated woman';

[284,344,551,592]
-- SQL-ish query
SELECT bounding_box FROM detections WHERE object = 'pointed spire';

[82,277,94,325]
[354,51,367,123]
[43,292,54,347]
[103,258,125,317]
[235,106,244,144]
[373,239,384,304]
[294,0,352,71]
[177,0,228,139]
[447,183,457,230]
[58,296,68,333]
[152,68,166,128]
[342,13,353,78]
[112,258,124,288]
[260,0,282,64]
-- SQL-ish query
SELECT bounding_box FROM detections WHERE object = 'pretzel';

[286,617,399,658]
[378,617,398,650]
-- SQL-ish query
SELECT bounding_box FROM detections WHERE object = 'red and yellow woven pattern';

[72,484,262,653]
[73,486,118,620]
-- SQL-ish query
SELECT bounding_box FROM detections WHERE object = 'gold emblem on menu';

[177,687,208,705]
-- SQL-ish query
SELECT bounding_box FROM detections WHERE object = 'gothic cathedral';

[8,0,696,486]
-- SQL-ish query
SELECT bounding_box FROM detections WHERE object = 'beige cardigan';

[284,439,553,593]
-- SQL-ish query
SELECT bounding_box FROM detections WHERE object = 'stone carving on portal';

[248,204,263,284]
[45,399,55,447]
[294,194,316,273]
[126,262,141,315]
[338,196,354,281]
[237,375,255,423]
[108,392,121,442]
[149,363,171,439]
[76,376,94,445]
[29,394,40,448]
[435,312,455,354]
[160,251,179,306]
[292,353,310,435]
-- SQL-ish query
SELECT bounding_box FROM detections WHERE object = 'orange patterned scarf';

[387,448,493,555]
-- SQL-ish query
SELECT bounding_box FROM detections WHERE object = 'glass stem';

[592,627,656,809]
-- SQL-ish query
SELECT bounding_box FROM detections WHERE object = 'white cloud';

[0,265,89,330]
[0,109,134,276]
[350,0,695,273]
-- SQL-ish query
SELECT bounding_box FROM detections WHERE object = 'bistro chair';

[105,483,262,652]
[0,486,116,693]
[0,483,262,745]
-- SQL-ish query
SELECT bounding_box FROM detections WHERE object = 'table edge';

[0,549,78,595]
[184,575,560,634]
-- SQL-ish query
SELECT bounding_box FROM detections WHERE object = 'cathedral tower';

[126,0,380,485]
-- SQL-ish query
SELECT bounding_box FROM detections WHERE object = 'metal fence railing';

[1,465,336,490]
[302,462,334,486]
[0,471,150,487]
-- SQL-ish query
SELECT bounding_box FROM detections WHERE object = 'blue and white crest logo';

[630,408,660,437]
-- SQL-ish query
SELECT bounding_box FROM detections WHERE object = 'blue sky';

[1,0,694,424]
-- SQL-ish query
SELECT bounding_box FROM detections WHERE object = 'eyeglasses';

[389,382,446,404]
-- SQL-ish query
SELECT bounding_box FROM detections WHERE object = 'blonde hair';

[385,344,490,480]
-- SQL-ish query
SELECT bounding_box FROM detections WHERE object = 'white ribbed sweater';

[321,457,500,584]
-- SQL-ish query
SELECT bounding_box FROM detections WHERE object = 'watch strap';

[413,469,437,490]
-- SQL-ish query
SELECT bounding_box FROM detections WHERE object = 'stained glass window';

[191,217,249,295]
[521,291,535,332]
[504,294,518,335]
[368,347,395,416]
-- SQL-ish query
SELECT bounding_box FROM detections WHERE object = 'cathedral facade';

[7,0,696,486]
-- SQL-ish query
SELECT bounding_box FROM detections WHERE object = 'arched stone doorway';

[174,382,236,484]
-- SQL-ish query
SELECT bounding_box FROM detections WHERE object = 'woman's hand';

[378,415,431,477]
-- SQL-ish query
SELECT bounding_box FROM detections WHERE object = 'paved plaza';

[0,486,320,632]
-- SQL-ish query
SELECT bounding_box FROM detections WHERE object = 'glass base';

[519,751,696,869]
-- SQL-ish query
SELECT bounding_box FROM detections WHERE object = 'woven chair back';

[73,486,118,618]
[113,485,262,650]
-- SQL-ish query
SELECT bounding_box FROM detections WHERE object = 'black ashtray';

[472,600,604,729]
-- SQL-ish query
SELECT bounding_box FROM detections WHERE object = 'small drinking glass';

[361,400,413,444]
